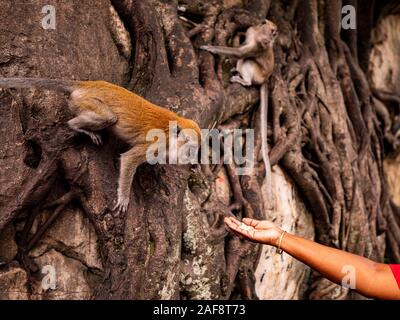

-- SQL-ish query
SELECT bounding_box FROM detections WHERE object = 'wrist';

[271,228,284,247]
[275,230,287,254]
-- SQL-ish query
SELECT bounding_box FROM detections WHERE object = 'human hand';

[224,217,283,247]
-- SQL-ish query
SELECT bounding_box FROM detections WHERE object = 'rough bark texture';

[0,0,399,300]
[255,167,314,299]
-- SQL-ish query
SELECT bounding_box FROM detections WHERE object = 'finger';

[224,218,242,231]
[244,227,256,240]
[225,218,247,234]
[242,218,260,228]
[224,217,241,227]
[228,226,252,240]
[226,223,261,243]
[225,219,256,240]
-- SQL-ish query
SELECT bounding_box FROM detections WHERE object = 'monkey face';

[258,19,278,47]
[175,118,202,148]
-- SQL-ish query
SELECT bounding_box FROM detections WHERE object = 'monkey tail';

[0,77,76,94]
[260,82,273,209]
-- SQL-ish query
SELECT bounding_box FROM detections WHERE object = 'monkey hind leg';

[231,60,259,86]
[230,65,252,86]
[68,110,117,145]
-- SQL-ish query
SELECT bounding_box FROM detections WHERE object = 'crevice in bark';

[0,0,399,300]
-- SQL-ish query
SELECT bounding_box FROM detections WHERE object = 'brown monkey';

[201,19,277,207]
[0,78,201,213]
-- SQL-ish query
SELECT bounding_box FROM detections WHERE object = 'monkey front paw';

[114,196,130,214]
[200,45,217,54]
[88,132,102,145]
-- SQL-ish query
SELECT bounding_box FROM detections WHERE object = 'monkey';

[200,19,278,209]
[0,78,201,213]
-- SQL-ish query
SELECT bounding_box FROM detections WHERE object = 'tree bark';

[0,0,399,300]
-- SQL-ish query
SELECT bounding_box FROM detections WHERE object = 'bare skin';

[224,217,400,300]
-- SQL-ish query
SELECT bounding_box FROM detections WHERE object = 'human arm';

[224,217,400,300]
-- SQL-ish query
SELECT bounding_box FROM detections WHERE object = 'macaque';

[201,19,278,207]
[0,78,201,213]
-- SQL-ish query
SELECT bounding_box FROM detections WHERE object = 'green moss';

[222,59,234,83]
[147,238,155,256]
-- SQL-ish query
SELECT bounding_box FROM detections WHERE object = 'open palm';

[224,217,282,246]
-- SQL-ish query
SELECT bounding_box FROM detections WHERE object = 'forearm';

[223,216,400,299]
[201,44,254,58]
[279,232,400,299]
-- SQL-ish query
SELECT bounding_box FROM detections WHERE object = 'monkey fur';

[201,19,277,208]
[0,78,201,213]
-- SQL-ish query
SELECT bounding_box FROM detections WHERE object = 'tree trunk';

[0,0,399,300]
